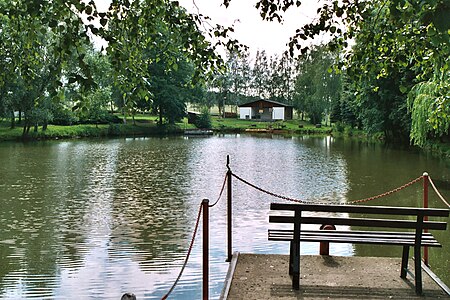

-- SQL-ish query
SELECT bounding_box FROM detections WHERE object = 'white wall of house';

[239,107,252,119]
[272,107,285,120]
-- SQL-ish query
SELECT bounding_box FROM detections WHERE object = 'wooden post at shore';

[227,155,233,262]
[423,172,429,266]
[202,199,209,300]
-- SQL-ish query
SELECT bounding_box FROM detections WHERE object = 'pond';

[0,134,449,299]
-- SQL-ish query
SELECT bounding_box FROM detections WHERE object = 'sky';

[94,0,321,58]
[177,0,321,57]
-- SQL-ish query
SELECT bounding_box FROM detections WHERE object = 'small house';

[238,99,293,121]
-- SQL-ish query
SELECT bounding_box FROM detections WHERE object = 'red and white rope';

[429,177,450,208]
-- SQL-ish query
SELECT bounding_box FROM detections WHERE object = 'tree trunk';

[43,121,48,131]
[22,119,30,138]
[18,110,22,124]
[34,123,38,132]
[10,111,15,129]
[159,107,163,126]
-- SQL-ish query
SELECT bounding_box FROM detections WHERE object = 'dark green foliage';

[293,45,341,125]
[0,0,225,134]
[51,105,79,126]
[194,109,212,129]
[78,111,121,125]
[221,0,449,146]
[147,56,193,125]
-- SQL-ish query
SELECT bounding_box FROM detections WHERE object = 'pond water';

[0,134,449,299]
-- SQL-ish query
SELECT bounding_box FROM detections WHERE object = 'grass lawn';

[212,117,332,133]
[0,119,186,141]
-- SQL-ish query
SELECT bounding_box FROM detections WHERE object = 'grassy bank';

[0,118,186,142]
[0,115,331,142]
[212,118,332,134]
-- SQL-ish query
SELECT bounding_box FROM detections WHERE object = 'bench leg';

[292,273,299,290]
[289,241,293,275]
[414,245,422,295]
[292,240,300,290]
[401,246,409,278]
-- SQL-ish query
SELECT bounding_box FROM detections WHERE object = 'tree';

[251,50,269,99]
[148,57,195,125]
[0,0,97,136]
[408,80,450,146]
[194,108,212,129]
[220,0,449,144]
[277,52,296,105]
[339,2,450,141]
[1,0,231,132]
[293,45,341,124]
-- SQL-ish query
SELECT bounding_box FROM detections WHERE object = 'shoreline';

[1,122,448,161]
[0,123,332,142]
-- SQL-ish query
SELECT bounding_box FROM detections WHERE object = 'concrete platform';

[221,253,449,299]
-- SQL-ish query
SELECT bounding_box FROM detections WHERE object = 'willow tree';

[408,79,450,146]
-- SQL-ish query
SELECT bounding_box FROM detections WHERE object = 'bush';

[334,121,345,133]
[51,107,79,125]
[78,110,121,125]
[344,125,354,136]
[194,109,212,129]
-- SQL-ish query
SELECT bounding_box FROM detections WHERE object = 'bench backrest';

[269,203,449,231]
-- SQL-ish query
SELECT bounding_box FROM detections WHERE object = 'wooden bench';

[268,203,449,295]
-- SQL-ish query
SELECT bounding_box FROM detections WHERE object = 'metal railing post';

[227,155,233,262]
[423,172,429,266]
[202,199,209,300]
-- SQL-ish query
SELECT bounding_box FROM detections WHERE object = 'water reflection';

[0,136,448,299]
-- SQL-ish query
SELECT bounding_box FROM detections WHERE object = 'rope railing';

[232,173,307,203]
[208,173,227,208]
[161,203,203,300]
[429,176,450,208]
[162,174,228,299]
[232,172,424,205]
[348,175,424,204]
[161,163,449,299]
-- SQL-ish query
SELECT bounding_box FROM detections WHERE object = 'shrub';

[51,106,79,125]
[194,109,212,129]
[344,125,354,136]
[334,121,345,133]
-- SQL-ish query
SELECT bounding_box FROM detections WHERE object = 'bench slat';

[269,215,448,230]
[269,230,438,240]
[268,230,442,247]
[270,203,450,217]
[270,229,435,236]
